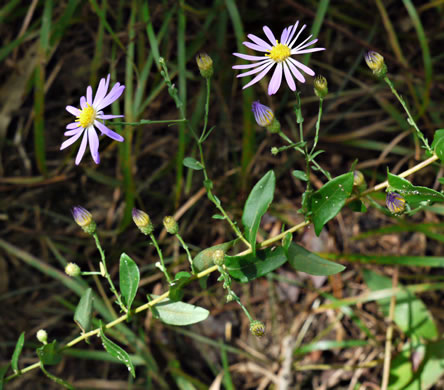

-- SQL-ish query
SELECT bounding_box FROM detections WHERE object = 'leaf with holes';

[100,324,135,377]
[311,172,354,236]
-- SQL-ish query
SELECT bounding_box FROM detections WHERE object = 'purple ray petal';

[242,62,275,90]
[288,24,306,49]
[66,105,80,117]
[247,34,272,50]
[86,86,93,105]
[233,52,267,61]
[88,127,100,164]
[288,58,315,76]
[293,47,325,55]
[64,128,83,136]
[268,63,283,95]
[60,128,84,150]
[93,76,108,106]
[96,114,124,120]
[284,21,299,45]
[287,58,306,82]
[263,26,276,46]
[66,122,80,129]
[283,62,296,91]
[243,41,270,52]
[80,96,87,109]
[233,59,271,70]
[94,120,124,142]
[280,27,289,45]
[237,61,274,78]
[75,131,89,165]
[96,84,125,111]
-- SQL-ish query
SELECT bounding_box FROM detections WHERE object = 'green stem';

[199,78,211,143]
[310,98,323,155]
[384,76,432,153]
[93,233,127,313]
[175,233,194,270]
[149,233,172,284]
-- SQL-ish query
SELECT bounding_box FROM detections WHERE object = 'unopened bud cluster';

[353,170,365,187]
[386,192,406,214]
[212,249,225,266]
[72,206,96,234]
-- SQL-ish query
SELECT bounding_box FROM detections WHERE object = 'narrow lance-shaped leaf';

[183,156,203,170]
[74,288,93,333]
[119,253,140,310]
[311,172,354,236]
[11,332,25,373]
[242,170,275,254]
[99,324,135,378]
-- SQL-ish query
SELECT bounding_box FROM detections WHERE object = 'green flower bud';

[132,208,154,235]
[249,320,265,337]
[212,249,225,266]
[353,170,365,187]
[72,206,96,234]
[163,216,179,235]
[36,329,48,344]
[251,101,281,133]
[314,75,328,98]
[365,51,387,79]
[271,147,279,155]
[226,293,235,303]
[196,53,213,79]
[65,262,81,277]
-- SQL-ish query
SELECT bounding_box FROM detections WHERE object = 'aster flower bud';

[65,262,81,277]
[314,75,328,98]
[132,208,154,235]
[353,170,365,187]
[386,192,406,214]
[72,206,96,234]
[271,147,279,155]
[249,320,265,337]
[196,53,214,79]
[251,101,280,133]
[365,51,387,79]
[212,249,225,266]
[163,216,179,235]
[36,329,48,344]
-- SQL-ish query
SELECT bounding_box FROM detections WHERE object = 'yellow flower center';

[266,41,291,63]
[77,104,96,128]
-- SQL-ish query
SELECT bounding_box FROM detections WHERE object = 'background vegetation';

[1,0,444,388]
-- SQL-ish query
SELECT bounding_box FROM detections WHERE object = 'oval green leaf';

[119,253,140,310]
[311,172,354,236]
[287,243,345,276]
[150,295,209,326]
[292,170,308,181]
[74,288,93,333]
[100,325,135,378]
[183,157,203,170]
[242,170,275,254]
[11,331,25,373]
[225,246,287,282]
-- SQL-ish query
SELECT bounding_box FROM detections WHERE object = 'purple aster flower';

[61,74,125,165]
[233,21,325,95]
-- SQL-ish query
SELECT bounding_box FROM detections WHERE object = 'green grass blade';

[303,0,329,65]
